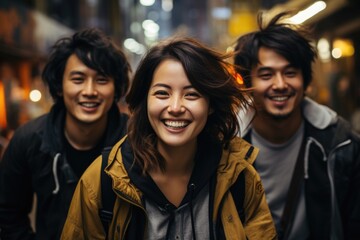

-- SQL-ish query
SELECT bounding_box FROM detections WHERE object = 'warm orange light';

[228,65,244,85]
[333,39,355,58]
[0,81,7,129]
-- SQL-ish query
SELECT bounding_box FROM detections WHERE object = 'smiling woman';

[61,37,277,240]
[147,59,210,153]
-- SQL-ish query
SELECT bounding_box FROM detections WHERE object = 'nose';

[272,73,287,90]
[167,95,185,114]
[82,80,98,96]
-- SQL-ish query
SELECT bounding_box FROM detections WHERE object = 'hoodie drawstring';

[189,183,197,240]
[165,205,175,240]
[304,137,327,179]
[52,153,61,194]
[164,183,197,240]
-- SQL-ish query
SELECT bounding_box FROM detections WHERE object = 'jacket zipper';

[113,189,148,239]
[304,137,326,179]
[304,137,351,240]
[327,139,351,240]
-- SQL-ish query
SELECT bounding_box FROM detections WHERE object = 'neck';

[154,140,197,176]
[252,110,303,144]
[64,115,108,150]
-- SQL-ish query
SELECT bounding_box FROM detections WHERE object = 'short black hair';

[42,28,131,103]
[234,12,317,89]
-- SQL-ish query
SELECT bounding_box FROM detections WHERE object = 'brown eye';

[259,73,272,80]
[285,71,297,77]
[71,78,84,83]
[154,90,169,98]
[185,92,201,100]
[97,78,109,84]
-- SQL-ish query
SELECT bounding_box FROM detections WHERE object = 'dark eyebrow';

[257,64,296,73]
[257,67,273,72]
[151,83,170,89]
[151,83,194,90]
[69,71,85,76]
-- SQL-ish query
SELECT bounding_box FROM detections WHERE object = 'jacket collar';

[240,97,338,137]
[107,133,223,208]
[40,102,66,155]
[40,102,126,156]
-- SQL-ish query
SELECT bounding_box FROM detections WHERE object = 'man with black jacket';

[0,28,131,239]
[234,12,360,239]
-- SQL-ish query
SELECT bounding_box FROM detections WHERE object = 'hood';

[238,105,255,137]
[45,103,127,195]
[40,103,127,156]
[108,133,222,210]
[40,102,66,155]
[240,97,338,137]
[302,97,337,130]
[102,103,128,147]
[217,137,259,180]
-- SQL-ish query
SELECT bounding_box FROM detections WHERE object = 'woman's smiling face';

[147,59,211,150]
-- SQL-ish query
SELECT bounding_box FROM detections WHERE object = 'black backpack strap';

[230,171,246,223]
[230,145,255,224]
[99,146,116,238]
[279,135,307,239]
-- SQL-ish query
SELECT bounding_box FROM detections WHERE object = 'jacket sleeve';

[61,157,105,240]
[243,166,277,239]
[344,133,360,239]
[0,130,35,240]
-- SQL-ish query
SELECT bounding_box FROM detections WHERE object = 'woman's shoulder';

[228,136,259,165]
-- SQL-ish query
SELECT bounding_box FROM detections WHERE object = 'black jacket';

[0,103,128,240]
[243,97,360,239]
[304,115,360,239]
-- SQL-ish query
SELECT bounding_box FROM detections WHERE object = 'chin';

[268,110,293,120]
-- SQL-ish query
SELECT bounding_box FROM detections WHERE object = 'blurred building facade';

[0,0,359,134]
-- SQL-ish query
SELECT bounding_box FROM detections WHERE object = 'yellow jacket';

[61,136,277,239]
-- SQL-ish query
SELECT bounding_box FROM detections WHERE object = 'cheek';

[252,88,265,100]
[147,99,162,122]
[62,88,76,99]
[192,102,210,122]
[252,80,268,94]
[100,85,116,98]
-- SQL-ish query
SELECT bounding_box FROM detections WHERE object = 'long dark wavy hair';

[233,12,317,89]
[126,37,252,173]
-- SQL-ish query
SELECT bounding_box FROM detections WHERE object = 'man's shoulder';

[305,115,360,150]
[336,117,360,143]
[15,114,49,136]
[302,97,338,130]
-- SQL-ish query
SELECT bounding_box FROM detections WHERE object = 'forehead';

[64,54,99,75]
[151,59,191,87]
[255,47,291,70]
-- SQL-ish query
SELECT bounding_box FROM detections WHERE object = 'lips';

[79,102,100,108]
[268,96,289,101]
[267,90,295,102]
[163,120,190,128]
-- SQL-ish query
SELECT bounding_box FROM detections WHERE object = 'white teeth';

[80,102,98,107]
[271,96,288,101]
[164,120,188,128]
